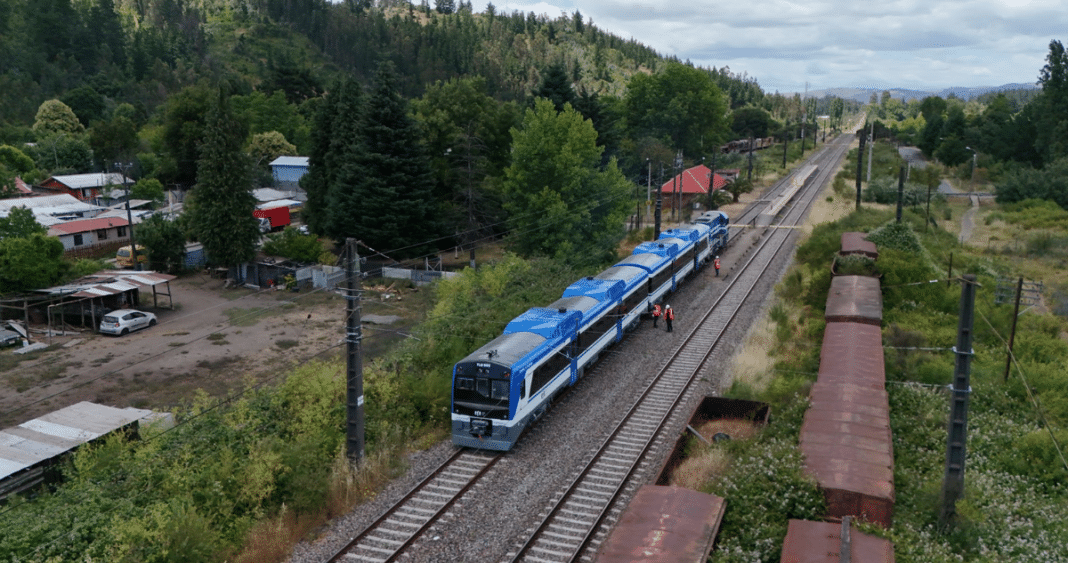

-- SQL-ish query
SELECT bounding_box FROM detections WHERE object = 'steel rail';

[326,448,502,562]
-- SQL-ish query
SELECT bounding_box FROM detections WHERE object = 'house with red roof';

[47,216,130,251]
[659,165,730,212]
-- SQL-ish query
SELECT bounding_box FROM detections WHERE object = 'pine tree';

[187,90,259,269]
[534,62,575,112]
[327,63,439,259]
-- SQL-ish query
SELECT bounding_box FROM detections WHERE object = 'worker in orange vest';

[714,256,721,277]
[652,303,661,328]
[665,305,675,332]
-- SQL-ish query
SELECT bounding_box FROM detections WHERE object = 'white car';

[99,309,157,336]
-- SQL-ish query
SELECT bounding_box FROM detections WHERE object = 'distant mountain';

[808,83,1040,103]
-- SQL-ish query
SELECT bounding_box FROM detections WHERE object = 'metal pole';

[345,238,365,462]
[866,121,874,184]
[940,274,977,527]
[116,162,140,271]
[1003,277,1024,382]
[782,131,788,169]
[646,159,651,224]
[655,163,663,239]
[855,134,865,211]
[896,165,905,223]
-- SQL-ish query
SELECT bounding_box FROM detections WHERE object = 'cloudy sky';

[470,0,1063,94]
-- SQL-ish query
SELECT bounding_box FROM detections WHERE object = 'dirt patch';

[0,272,432,428]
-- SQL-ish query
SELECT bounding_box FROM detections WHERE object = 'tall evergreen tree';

[327,63,439,259]
[187,90,259,269]
[1037,40,1068,163]
[534,62,575,112]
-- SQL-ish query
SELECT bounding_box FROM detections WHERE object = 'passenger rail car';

[451,212,731,450]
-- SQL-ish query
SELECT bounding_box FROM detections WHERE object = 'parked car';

[99,309,157,336]
[0,329,20,348]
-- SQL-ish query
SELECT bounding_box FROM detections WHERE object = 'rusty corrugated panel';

[840,232,879,259]
[598,485,725,563]
[825,277,883,325]
[819,323,885,385]
[781,519,895,563]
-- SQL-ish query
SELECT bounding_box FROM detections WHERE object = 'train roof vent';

[558,307,567,314]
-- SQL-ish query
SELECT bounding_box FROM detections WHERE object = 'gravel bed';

[287,201,805,563]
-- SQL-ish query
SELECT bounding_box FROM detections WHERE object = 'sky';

[469,0,1064,94]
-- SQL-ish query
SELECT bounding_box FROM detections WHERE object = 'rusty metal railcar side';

[780,519,895,563]
[597,485,725,563]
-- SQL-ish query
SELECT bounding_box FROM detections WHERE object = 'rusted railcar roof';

[598,485,725,563]
[840,232,879,259]
[781,519,895,563]
[825,276,883,324]
[819,322,885,386]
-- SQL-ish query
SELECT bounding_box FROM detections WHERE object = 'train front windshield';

[453,362,511,418]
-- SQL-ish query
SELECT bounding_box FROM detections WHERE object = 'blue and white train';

[451,211,730,450]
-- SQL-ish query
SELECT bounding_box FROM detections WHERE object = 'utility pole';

[747,136,754,181]
[344,238,365,462]
[782,130,789,168]
[1003,277,1024,382]
[939,274,978,527]
[645,158,651,227]
[706,151,717,210]
[115,162,140,271]
[895,165,905,223]
[866,120,874,184]
[855,134,865,211]
[655,163,663,239]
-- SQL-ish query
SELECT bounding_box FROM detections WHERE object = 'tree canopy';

[185,90,259,269]
[501,98,632,267]
[624,62,729,157]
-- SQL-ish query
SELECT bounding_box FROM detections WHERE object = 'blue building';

[269,156,309,187]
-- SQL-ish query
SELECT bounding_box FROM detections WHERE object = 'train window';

[476,378,489,397]
[491,379,509,400]
[457,377,474,390]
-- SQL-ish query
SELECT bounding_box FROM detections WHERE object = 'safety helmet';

[666,305,671,309]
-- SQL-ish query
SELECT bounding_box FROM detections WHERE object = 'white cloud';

[473,0,1060,93]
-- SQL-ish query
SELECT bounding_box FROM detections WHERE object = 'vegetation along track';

[502,135,853,563]
[319,134,853,563]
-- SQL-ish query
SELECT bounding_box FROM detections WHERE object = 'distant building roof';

[0,194,103,219]
[46,173,131,190]
[269,156,309,167]
[47,216,129,236]
[659,164,729,195]
[253,188,291,202]
[40,271,176,298]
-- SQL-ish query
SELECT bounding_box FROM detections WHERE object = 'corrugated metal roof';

[40,271,176,298]
[598,485,725,563]
[841,231,879,259]
[0,402,154,481]
[269,156,309,167]
[659,164,729,194]
[825,276,883,324]
[781,519,895,563]
[49,173,130,189]
[801,319,894,528]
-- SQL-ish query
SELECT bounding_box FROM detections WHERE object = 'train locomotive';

[451,211,730,450]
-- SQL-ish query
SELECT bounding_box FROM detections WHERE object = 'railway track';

[323,134,853,563]
[501,134,853,563]
[326,449,502,562]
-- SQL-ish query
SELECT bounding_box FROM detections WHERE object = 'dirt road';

[1,272,426,428]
